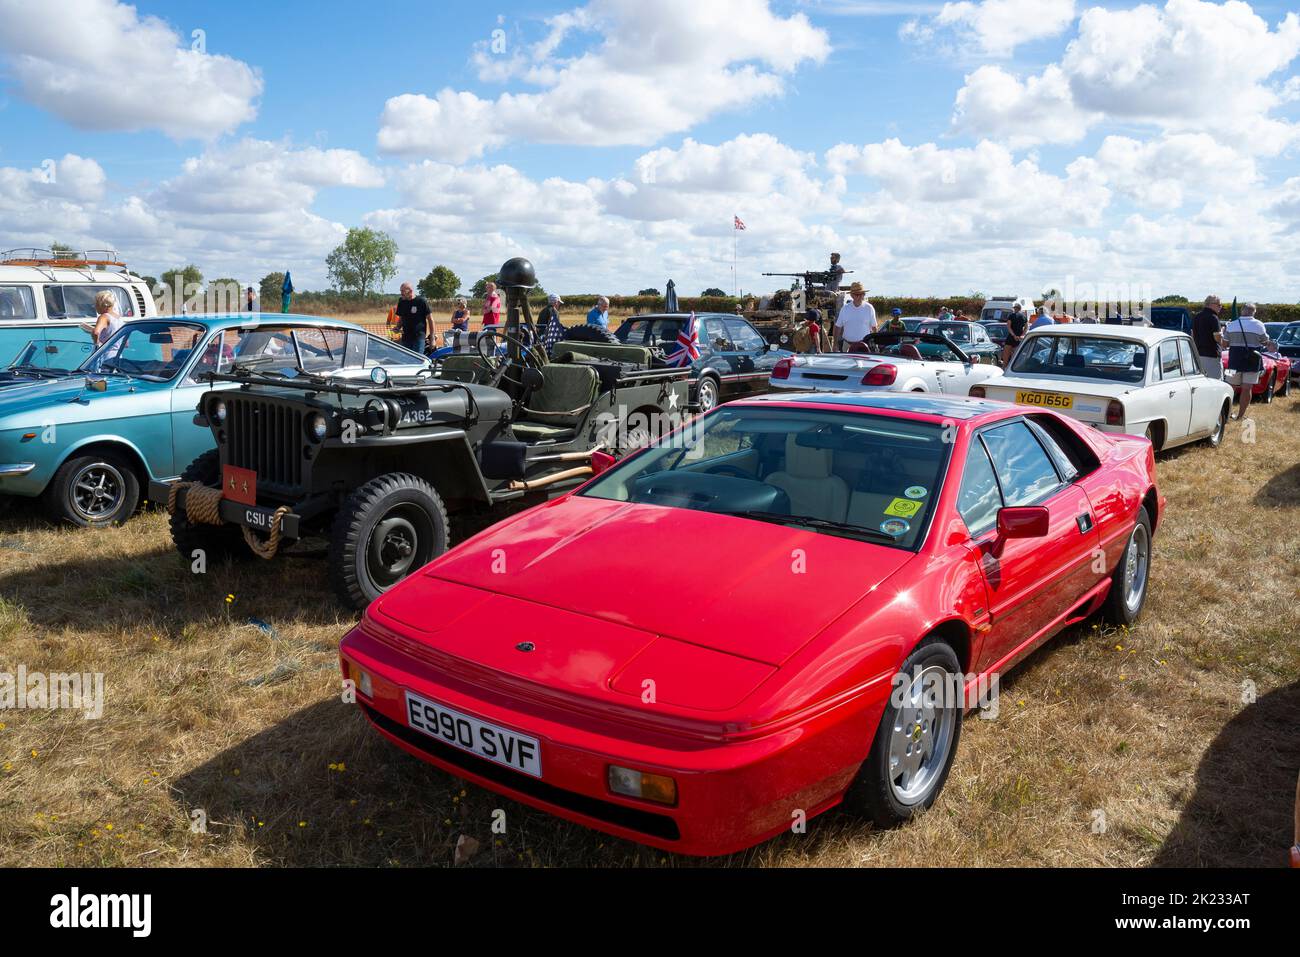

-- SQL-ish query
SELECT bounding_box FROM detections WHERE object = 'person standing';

[245,286,255,312]
[1223,303,1273,420]
[482,281,502,328]
[882,307,906,333]
[1192,295,1225,379]
[826,253,845,292]
[586,296,610,329]
[91,290,123,347]
[834,282,877,353]
[539,294,566,353]
[1030,305,1053,330]
[1002,303,1029,365]
[449,297,470,332]
[395,281,432,354]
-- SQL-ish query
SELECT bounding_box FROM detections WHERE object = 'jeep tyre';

[329,473,449,609]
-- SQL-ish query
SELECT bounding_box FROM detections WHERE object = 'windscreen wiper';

[732,510,901,543]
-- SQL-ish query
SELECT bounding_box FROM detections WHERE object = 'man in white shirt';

[834,282,877,353]
[1223,303,1275,420]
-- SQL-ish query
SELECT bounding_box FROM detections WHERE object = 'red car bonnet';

[374,494,919,668]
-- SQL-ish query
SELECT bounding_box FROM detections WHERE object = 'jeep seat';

[510,363,600,443]
[438,354,493,383]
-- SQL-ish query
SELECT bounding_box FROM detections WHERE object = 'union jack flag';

[667,312,701,366]
[734,215,746,230]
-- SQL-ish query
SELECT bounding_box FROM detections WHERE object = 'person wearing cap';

[881,307,906,333]
[1192,295,1226,379]
[834,282,877,353]
[937,305,954,321]
[539,293,566,353]
[795,307,828,354]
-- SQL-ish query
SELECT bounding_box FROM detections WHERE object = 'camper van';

[0,249,157,373]
[979,293,1037,323]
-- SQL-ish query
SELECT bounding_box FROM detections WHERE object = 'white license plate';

[404,690,542,778]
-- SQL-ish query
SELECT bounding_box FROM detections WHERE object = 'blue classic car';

[0,314,430,526]
[614,312,792,411]
[0,336,97,388]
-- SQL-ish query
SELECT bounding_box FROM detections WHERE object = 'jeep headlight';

[210,398,227,424]
[307,413,328,442]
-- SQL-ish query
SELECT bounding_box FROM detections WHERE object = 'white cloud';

[377,0,830,161]
[0,155,106,240]
[0,142,383,287]
[952,64,1095,146]
[1066,133,1259,211]
[0,0,262,139]
[952,0,1300,152]
[903,0,1077,57]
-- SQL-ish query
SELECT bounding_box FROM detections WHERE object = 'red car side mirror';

[997,506,1049,540]
[590,450,616,477]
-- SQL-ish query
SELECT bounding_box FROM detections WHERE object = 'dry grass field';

[0,395,1296,868]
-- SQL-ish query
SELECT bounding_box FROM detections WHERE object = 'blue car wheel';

[44,450,140,527]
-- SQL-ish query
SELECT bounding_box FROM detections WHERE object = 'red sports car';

[340,392,1163,856]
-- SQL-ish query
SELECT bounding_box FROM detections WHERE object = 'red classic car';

[1221,350,1291,400]
[340,392,1163,856]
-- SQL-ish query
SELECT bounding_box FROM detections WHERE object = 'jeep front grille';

[225,397,305,492]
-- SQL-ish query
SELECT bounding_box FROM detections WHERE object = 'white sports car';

[970,325,1233,451]
[769,331,1005,395]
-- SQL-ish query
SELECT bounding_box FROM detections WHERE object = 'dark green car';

[916,320,1002,365]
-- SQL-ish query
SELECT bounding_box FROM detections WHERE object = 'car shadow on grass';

[170,696,866,868]
[1255,461,1300,509]
[1151,680,1299,867]
[0,520,351,634]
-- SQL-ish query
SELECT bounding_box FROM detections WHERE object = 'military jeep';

[152,258,691,608]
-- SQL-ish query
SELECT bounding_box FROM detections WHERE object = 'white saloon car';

[970,325,1233,452]
[769,330,1005,395]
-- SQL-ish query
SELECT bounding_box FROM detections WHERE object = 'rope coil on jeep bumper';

[163,481,292,560]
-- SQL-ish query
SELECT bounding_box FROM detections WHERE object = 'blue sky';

[1,0,1298,300]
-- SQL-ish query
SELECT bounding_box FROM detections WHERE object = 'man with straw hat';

[834,281,877,353]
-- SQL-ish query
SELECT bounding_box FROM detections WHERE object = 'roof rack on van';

[1,247,140,282]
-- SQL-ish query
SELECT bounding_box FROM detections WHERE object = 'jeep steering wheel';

[476,329,545,371]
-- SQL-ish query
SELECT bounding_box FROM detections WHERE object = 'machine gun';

[762,269,854,292]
